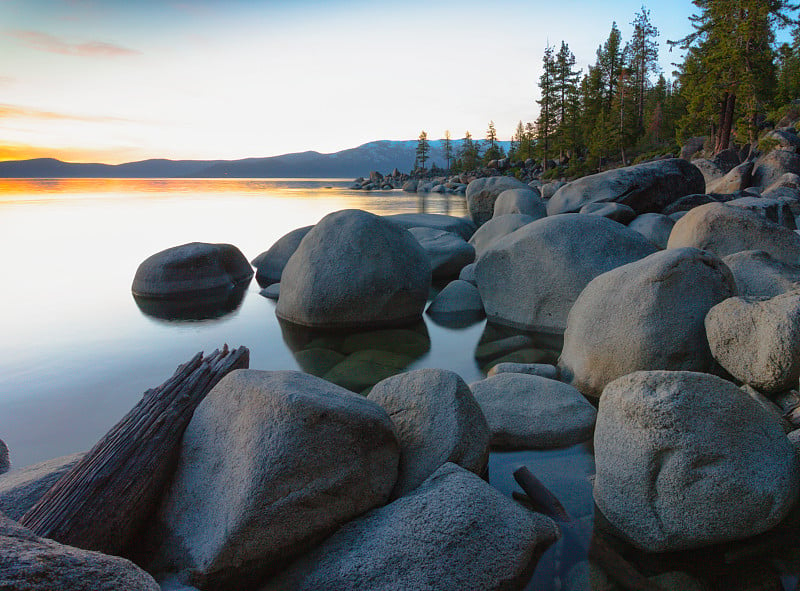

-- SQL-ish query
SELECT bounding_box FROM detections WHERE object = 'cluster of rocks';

[349,169,408,191]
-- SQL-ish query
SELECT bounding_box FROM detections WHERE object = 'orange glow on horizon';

[0,143,147,165]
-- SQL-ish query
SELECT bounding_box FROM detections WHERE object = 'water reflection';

[475,322,563,373]
[278,318,431,394]
[132,280,250,322]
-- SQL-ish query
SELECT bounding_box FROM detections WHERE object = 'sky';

[0,0,707,163]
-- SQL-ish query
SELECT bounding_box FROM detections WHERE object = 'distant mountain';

[0,139,513,179]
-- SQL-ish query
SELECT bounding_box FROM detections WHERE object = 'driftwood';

[512,466,662,591]
[20,345,249,555]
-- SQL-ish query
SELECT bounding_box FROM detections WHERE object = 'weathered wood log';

[20,345,249,556]
[513,467,571,522]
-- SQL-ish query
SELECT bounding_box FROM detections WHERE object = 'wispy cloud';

[7,29,140,57]
[0,103,135,123]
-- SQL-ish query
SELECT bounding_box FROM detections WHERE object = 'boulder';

[276,209,431,329]
[706,161,753,194]
[667,202,800,264]
[458,262,477,285]
[680,136,707,160]
[259,283,280,300]
[579,202,637,224]
[492,188,547,218]
[594,371,799,552]
[262,463,560,591]
[661,193,720,216]
[706,292,800,393]
[367,369,490,498]
[251,226,313,285]
[132,242,253,298]
[627,213,675,249]
[547,159,705,216]
[470,374,596,449]
[726,196,796,229]
[752,149,800,188]
[763,128,800,152]
[466,176,533,226]
[401,180,418,192]
[558,248,735,397]
[487,363,559,380]
[468,214,536,258]
[0,441,7,475]
[722,250,800,297]
[408,227,475,279]
[0,513,159,591]
[0,452,84,520]
[476,215,657,333]
[383,213,476,241]
[690,158,726,186]
[540,181,566,200]
[149,370,400,589]
[426,279,484,319]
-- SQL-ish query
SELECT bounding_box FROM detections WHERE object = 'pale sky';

[0,0,701,163]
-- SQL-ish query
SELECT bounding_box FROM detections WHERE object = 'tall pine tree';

[629,6,660,135]
[536,44,558,169]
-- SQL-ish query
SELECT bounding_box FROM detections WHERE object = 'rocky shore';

[6,124,800,590]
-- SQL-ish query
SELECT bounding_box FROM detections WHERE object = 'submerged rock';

[132,242,253,299]
[149,370,399,590]
[261,463,560,591]
[367,369,490,498]
[276,209,431,329]
[594,371,799,552]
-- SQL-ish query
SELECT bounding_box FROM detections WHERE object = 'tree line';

[415,1,800,180]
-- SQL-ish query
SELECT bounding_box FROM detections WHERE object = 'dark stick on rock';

[19,345,249,556]
[513,467,572,522]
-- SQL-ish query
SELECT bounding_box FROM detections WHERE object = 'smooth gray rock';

[367,369,490,498]
[547,159,705,216]
[251,226,312,285]
[661,193,719,215]
[579,202,637,224]
[426,280,484,316]
[0,513,159,590]
[752,149,800,188]
[726,196,796,229]
[458,262,477,285]
[540,181,566,200]
[384,213,476,241]
[0,452,84,520]
[558,248,735,397]
[259,283,280,300]
[680,136,707,160]
[0,440,7,475]
[261,463,560,591]
[706,161,753,194]
[763,128,800,152]
[722,250,800,297]
[408,227,475,279]
[468,214,536,258]
[706,292,800,393]
[470,374,596,449]
[493,188,547,219]
[628,213,675,249]
[594,371,799,552]
[466,176,532,226]
[149,370,400,590]
[667,202,800,264]
[487,363,559,380]
[132,242,253,298]
[476,214,657,334]
[401,179,418,192]
[690,158,726,185]
[276,209,431,329]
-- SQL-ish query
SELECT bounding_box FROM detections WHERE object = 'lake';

[7,177,782,590]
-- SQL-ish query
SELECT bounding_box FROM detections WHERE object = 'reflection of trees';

[278,319,431,394]
[474,322,562,374]
[133,280,249,322]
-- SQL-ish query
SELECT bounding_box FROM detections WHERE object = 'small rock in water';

[426,280,484,320]
[486,362,559,380]
[259,283,280,300]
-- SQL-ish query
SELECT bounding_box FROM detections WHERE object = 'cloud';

[7,29,140,57]
[0,103,134,123]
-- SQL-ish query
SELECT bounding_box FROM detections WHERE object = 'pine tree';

[444,130,453,172]
[536,44,559,169]
[553,41,582,161]
[416,130,430,170]
[484,121,502,162]
[460,131,480,171]
[598,23,624,114]
[629,6,660,135]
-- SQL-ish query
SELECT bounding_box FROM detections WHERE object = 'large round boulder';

[408,227,475,278]
[468,213,536,258]
[276,209,431,329]
[627,213,675,249]
[547,159,705,216]
[469,374,596,449]
[383,213,476,241]
[706,161,753,194]
[751,149,800,188]
[251,226,313,285]
[149,370,400,589]
[132,242,253,298]
[594,371,799,552]
[367,369,490,498]
[475,214,657,334]
[722,250,800,297]
[667,202,800,264]
[262,463,560,591]
[493,188,547,219]
[558,248,736,397]
[706,291,800,394]
[466,176,532,226]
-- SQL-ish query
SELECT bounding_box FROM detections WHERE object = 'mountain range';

[0,139,513,179]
